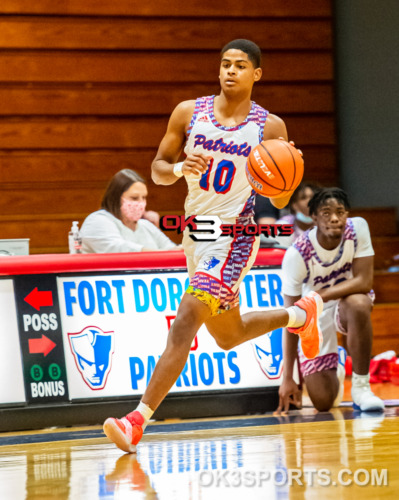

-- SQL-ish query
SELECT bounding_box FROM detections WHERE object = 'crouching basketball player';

[277,188,384,414]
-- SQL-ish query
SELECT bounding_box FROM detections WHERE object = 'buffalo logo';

[251,328,283,379]
[68,326,114,390]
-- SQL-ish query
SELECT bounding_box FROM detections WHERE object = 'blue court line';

[0,408,394,447]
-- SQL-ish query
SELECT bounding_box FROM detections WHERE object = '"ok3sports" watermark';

[199,468,389,488]
[160,215,293,242]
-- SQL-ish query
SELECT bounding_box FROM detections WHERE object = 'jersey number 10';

[199,158,236,194]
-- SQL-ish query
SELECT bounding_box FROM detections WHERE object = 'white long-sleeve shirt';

[80,209,176,253]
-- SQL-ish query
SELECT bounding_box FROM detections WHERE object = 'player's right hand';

[274,377,302,415]
[182,152,211,177]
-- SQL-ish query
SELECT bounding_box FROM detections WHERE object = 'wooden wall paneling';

[0,51,333,83]
[0,218,185,255]
[0,147,338,187]
[0,0,333,17]
[1,194,186,245]
[0,151,158,183]
[283,116,335,146]
[373,272,399,303]
[300,147,338,185]
[0,0,336,254]
[0,183,188,216]
[0,18,332,50]
[371,305,399,356]
[253,83,334,114]
[372,236,399,270]
[0,83,334,116]
[0,215,87,252]
[0,212,184,253]
[0,186,105,216]
[370,334,399,358]
[350,208,398,237]
[0,116,334,149]
[0,118,165,149]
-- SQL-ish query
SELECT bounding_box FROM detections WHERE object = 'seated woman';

[81,169,178,253]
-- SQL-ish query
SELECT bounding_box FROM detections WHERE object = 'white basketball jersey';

[183,95,268,221]
[282,217,374,309]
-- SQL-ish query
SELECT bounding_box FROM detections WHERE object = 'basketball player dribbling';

[103,39,324,453]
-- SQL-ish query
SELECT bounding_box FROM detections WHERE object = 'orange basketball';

[245,139,304,198]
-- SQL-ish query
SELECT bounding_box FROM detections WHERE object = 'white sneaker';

[351,374,385,412]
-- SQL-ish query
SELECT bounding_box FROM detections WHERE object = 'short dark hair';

[289,182,318,213]
[308,187,350,216]
[101,169,145,219]
[221,39,262,68]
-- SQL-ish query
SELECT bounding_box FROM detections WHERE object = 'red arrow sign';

[24,287,53,311]
[28,335,56,357]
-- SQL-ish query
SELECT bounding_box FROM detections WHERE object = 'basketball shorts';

[298,292,375,377]
[183,219,260,316]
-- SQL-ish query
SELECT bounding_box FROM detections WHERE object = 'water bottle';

[68,221,82,254]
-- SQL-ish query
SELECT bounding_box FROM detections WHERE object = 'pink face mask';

[121,198,146,222]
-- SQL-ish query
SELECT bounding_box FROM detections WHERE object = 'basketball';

[245,139,304,198]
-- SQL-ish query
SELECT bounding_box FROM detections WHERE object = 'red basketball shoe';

[103,410,145,453]
[287,291,323,359]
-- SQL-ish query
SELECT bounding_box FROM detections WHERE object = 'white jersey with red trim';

[183,95,268,221]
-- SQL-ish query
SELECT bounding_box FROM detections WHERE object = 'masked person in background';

[80,169,178,253]
[270,182,318,248]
